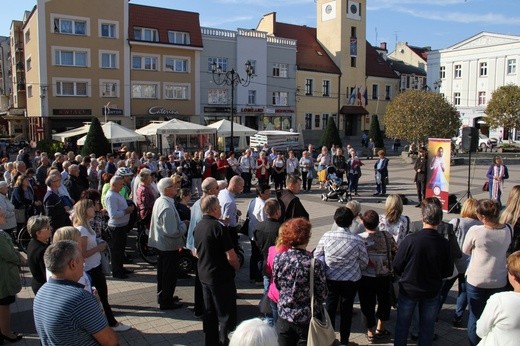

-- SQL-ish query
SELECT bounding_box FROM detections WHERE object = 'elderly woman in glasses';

[26,215,52,294]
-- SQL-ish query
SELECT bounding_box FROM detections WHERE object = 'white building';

[427,32,520,141]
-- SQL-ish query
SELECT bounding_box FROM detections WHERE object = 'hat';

[54,152,62,157]
[116,167,133,177]
[0,181,7,189]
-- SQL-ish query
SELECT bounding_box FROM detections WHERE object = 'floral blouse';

[273,248,328,324]
[358,231,397,277]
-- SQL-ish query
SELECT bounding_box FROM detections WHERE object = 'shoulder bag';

[384,232,399,308]
[307,258,336,346]
[97,238,112,276]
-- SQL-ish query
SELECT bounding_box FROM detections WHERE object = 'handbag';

[14,208,26,224]
[307,167,317,180]
[482,181,489,191]
[97,238,112,276]
[258,294,272,314]
[384,232,399,308]
[307,258,336,346]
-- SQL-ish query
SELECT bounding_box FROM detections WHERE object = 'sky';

[1,0,519,51]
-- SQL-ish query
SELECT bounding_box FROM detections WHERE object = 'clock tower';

[316,0,366,104]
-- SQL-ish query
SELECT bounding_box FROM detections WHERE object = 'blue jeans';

[454,274,468,320]
[263,275,277,326]
[394,291,440,346]
[466,283,505,346]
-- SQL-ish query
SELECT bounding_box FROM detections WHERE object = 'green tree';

[384,90,461,143]
[485,84,520,129]
[319,117,342,148]
[36,139,64,157]
[369,114,385,149]
[80,117,111,157]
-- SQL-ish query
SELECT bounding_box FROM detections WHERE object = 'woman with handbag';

[273,218,328,346]
[485,155,509,208]
[73,199,131,332]
[358,210,397,342]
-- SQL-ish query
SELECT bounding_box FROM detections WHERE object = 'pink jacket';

[266,245,289,303]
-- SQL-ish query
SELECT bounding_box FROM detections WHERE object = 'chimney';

[380,42,387,50]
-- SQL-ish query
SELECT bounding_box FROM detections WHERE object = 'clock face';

[325,4,332,14]
[350,4,358,14]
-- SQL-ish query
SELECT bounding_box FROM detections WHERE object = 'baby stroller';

[321,166,350,203]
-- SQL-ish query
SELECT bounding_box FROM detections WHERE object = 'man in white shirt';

[239,150,255,193]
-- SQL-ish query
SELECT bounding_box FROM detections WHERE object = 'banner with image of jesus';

[425,138,451,212]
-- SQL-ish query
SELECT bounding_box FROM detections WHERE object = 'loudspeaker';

[448,194,461,213]
[462,127,478,152]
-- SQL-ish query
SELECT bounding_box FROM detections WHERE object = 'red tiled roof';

[366,42,399,79]
[408,45,429,61]
[129,4,203,47]
[273,23,340,75]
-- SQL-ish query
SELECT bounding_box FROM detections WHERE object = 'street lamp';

[433,79,442,91]
[211,60,254,152]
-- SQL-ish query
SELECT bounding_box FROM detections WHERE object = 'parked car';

[453,133,498,152]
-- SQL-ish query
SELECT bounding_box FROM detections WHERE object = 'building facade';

[427,32,520,140]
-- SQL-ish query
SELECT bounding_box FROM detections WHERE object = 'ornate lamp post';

[211,60,254,152]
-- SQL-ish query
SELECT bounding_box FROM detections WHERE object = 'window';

[208,89,228,104]
[54,18,87,35]
[208,57,228,72]
[100,23,117,38]
[132,55,158,71]
[322,114,329,129]
[132,83,158,99]
[55,49,88,67]
[385,85,391,100]
[168,31,190,45]
[314,114,320,128]
[351,56,357,67]
[27,85,32,97]
[248,60,257,75]
[56,81,88,96]
[24,29,30,43]
[305,79,313,95]
[453,92,461,105]
[164,84,190,100]
[351,26,357,38]
[372,84,379,100]
[100,81,118,98]
[134,27,159,42]
[479,62,488,77]
[439,66,446,79]
[26,57,32,71]
[478,91,486,105]
[305,113,312,130]
[272,92,288,106]
[272,63,288,78]
[164,57,188,72]
[507,59,517,74]
[454,65,462,78]
[322,80,330,97]
[100,52,117,69]
[248,90,256,105]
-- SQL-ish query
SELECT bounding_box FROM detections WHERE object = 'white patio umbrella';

[206,119,257,151]
[76,121,145,145]
[51,124,90,141]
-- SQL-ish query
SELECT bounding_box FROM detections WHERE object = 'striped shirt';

[34,278,108,346]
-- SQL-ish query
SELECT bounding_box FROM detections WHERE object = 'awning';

[76,121,145,145]
[339,105,369,115]
[52,124,90,141]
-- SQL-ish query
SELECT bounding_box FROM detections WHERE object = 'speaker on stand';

[449,126,477,213]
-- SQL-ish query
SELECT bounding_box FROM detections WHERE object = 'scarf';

[492,165,505,200]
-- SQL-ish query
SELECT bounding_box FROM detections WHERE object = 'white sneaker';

[111,323,132,332]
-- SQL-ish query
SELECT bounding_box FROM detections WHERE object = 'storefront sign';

[240,107,265,113]
[102,108,124,116]
[275,109,295,114]
[53,109,92,116]
[148,106,179,115]
[204,106,232,113]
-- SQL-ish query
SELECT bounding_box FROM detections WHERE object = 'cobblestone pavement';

[12,158,520,345]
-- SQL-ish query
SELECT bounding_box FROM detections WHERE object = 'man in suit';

[413,147,428,207]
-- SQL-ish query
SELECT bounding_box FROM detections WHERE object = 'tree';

[80,117,111,157]
[369,114,385,149]
[319,117,342,149]
[384,90,461,143]
[485,84,520,130]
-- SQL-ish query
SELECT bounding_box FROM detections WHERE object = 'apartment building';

[428,32,520,140]
[200,26,297,135]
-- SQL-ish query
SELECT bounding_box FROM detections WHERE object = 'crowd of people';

[0,142,519,346]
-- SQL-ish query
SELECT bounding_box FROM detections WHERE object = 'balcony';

[16,62,24,71]
[17,83,25,92]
